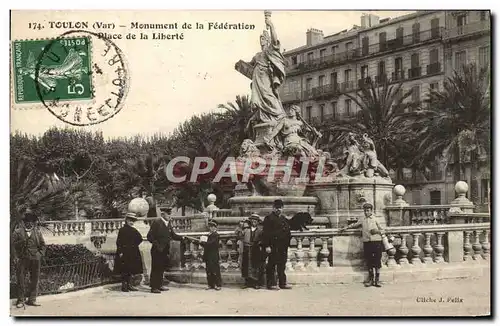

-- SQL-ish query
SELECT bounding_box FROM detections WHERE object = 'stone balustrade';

[384,205,477,226]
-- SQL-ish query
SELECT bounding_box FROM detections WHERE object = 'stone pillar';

[386,185,409,226]
[446,230,464,263]
[449,181,475,223]
[204,194,219,221]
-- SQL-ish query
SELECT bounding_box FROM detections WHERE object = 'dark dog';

[287,212,314,231]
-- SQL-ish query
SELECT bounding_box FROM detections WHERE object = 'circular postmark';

[34,30,129,126]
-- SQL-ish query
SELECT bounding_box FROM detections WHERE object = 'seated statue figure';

[361,133,390,178]
[338,132,363,176]
[264,105,321,158]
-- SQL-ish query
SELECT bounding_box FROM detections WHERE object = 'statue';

[338,132,363,176]
[264,105,322,158]
[235,11,286,125]
[361,133,390,178]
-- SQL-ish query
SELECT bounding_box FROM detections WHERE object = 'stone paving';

[11,276,490,317]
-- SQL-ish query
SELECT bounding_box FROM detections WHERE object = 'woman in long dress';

[246,17,286,124]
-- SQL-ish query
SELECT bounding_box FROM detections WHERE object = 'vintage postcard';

[9,9,491,317]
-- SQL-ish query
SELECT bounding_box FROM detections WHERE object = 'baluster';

[294,237,306,271]
[434,232,445,263]
[219,239,229,270]
[472,230,483,261]
[286,245,295,272]
[398,234,409,265]
[410,210,416,225]
[386,234,398,268]
[307,237,319,271]
[481,230,490,260]
[411,233,422,264]
[422,232,433,263]
[54,223,60,236]
[183,239,192,269]
[319,237,330,268]
[227,239,239,269]
[463,231,473,261]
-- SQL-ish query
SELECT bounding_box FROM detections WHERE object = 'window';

[332,45,338,60]
[306,78,313,97]
[330,72,338,89]
[412,23,420,43]
[320,49,327,61]
[319,75,325,87]
[411,53,419,68]
[395,57,403,79]
[430,48,439,64]
[291,56,297,65]
[457,14,467,27]
[480,11,487,21]
[319,104,325,121]
[362,37,369,55]
[481,179,490,203]
[331,101,338,119]
[361,65,368,79]
[307,52,314,63]
[396,27,404,44]
[378,61,386,79]
[428,48,440,74]
[379,32,387,51]
[306,106,312,121]
[479,46,490,69]
[411,85,420,103]
[344,69,351,82]
[431,18,440,38]
[345,99,351,116]
[430,82,438,91]
[454,50,466,73]
[346,42,353,52]
[430,191,441,205]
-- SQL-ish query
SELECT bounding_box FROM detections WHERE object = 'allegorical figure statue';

[264,105,321,157]
[236,13,286,125]
[361,134,390,178]
[339,132,363,176]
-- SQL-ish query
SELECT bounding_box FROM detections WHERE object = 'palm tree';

[418,63,491,207]
[215,95,254,155]
[320,78,424,175]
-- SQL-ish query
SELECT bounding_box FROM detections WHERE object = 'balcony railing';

[287,49,360,75]
[444,20,490,39]
[281,91,301,103]
[340,81,355,92]
[426,62,442,75]
[392,70,405,82]
[361,28,443,58]
[408,66,422,79]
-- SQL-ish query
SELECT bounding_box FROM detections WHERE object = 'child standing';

[191,220,221,291]
[340,202,384,287]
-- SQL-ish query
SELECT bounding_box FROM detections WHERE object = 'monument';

[230,11,394,227]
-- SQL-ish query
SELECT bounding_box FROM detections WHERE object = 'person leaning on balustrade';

[339,202,384,288]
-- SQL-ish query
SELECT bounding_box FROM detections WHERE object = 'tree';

[419,63,491,205]
[320,78,424,175]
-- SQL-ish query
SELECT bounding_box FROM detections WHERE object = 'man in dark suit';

[146,207,185,293]
[262,199,292,290]
[12,209,46,308]
[191,219,222,290]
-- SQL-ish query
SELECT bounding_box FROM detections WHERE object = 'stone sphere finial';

[207,193,217,204]
[393,185,406,197]
[454,181,468,196]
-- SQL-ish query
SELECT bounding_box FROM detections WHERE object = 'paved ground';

[11,276,490,317]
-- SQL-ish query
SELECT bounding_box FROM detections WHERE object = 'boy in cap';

[12,209,46,307]
[340,202,385,287]
[190,220,222,290]
[236,213,264,289]
[115,212,143,292]
[262,199,292,290]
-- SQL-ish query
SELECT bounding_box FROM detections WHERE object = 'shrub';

[42,244,97,266]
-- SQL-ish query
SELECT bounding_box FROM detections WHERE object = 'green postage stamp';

[12,37,93,104]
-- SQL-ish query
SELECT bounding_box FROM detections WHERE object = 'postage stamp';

[12,37,93,104]
[11,30,130,126]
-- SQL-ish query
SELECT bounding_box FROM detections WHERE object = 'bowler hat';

[208,219,218,227]
[249,213,261,221]
[23,211,38,222]
[164,206,173,213]
[273,199,284,208]
[125,212,138,220]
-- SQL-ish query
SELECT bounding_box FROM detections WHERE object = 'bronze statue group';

[12,200,387,309]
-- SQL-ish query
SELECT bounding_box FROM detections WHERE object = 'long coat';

[115,224,143,275]
[200,232,220,263]
[262,212,291,248]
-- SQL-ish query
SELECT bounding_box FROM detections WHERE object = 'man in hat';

[235,213,265,289]
[340,202,385,287]
[190,219,222,290]
[115,212,143,292]
[146,207,185,293]
[262,199,292,290]
[12,209,46,307]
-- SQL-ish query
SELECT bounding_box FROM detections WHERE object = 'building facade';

[279,10,490,208]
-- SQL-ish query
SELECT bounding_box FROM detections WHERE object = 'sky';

[10,10,414,139]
